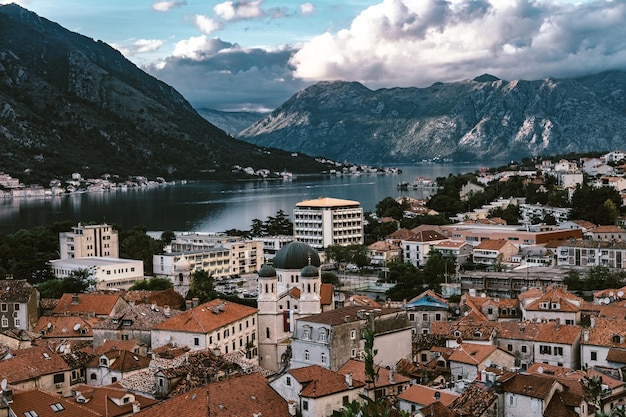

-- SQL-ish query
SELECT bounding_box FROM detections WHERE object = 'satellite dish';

[1,378,6,390]
[485,359,492,368]
[457,381,465,390]
[73,323,81,331]
[610,291,615,297]
[47,322,52,329]
[619,291,624,298]
[538,366,544,374]
[599,299,604,305]
[605,297,611,304]
[481,293,486,298]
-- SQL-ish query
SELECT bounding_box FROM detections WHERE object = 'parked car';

[346,263,359,272]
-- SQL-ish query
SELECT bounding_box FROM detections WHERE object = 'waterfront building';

[59,223,119,259]
[293,197,363,250]
[253,235,294,261]
[49,257,144,290]
[441,222,583,247]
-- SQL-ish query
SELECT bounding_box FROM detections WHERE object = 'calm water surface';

[0,163,491,234]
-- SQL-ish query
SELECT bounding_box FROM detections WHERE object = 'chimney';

[132,401,141,413]
[71,293,79,305]
[288,400,297,416]
[163,305,171,317]
[389,368,394,383]
[555,318,560,330]
[185,300,192,310]
[344,315,350,323]
[253,413,262,417]
[345,373,353,388]
[192,297,199,308]
[590,316,596,328]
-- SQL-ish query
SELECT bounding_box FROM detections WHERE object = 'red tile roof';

[87,350,151,372]
[297,305,403,326]
[320,283,333,306]
[70,384,158,417]
[495,321,581,345]
[122,288,185,309]
[474,239,510,251]
[338,359,411,389]
[502,373,559,400]
[397,384,459,406]
[0,345,70,383]
[289,365,365,398]
[132,373,291,417]
[53,292,128,316]
[34,315,99,338]
[449,343,498,365]
[9,389,101,417]
[151,299,257,334]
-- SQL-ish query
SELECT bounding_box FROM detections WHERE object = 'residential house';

[122,288,185,310]
[0,278,40,331]
[0,328,40,350]
[92,303,182,348]
[0,345,79,396]
[518,286,583,325]
[556,239,626,268]
[397,384,460,416]
[431,319,498,349]
[133,372,292,417]
[7,389,101,417]
[589,225,626,242]
[270,365,365,417]
[34,315,99,342]
[338,359,412,401]
[367,241,403,266]
[441,222,582,247]
[151,298,258,361]
[401,230,449,267]
[519,204,571,225]
[404,290,450,334]
[472,239,519,266]
[460,182,485,201]
[448,342,516,382]
[86,350,151,386]
[494,320,582,370]
[604,151,626,163]
[461,294,521,322]
[69,385,157,416]
[290,306,412,371]
[432,240,473,266]
[52,292,130,318]
[500,373,586,417]
[581,317,626,369]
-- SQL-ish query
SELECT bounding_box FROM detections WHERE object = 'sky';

[4,0,626,112]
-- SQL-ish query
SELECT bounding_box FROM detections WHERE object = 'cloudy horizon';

[5,0,626,111]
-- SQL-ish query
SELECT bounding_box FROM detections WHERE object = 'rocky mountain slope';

[0,5,326,183]
[238,72,626,163]
[196,108,268,137]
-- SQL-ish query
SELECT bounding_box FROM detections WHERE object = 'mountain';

[238,72,626,163]
[0,5,326,183]
[196,108,268,137]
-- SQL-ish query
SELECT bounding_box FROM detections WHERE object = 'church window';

[307,284,311,293]
[265,284,268,293]
[266,327,270,339]
[305,350,310,361]
[321,352,327,364]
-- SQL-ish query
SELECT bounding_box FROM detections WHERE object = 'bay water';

[0,162,490,234]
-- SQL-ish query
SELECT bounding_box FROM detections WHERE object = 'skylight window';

[50,403,65,412]
[25,411,39,417]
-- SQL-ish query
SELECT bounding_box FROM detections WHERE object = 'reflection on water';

[0,163,490,234]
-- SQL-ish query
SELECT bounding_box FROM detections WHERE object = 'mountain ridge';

[0,4,327,183]
[238,71,626,163]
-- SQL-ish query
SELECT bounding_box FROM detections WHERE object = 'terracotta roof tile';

[502,373,558,400]
[495,321,581,344]
[419,400,459,417]
[397,384,459,406]
[320,283,333,306]
[583,317,626,347]
[474,239,510,250]
[0,345,71,384]
[338,359,411,389]
[87,350,151,372]
[122,288,185,309]
[0,279,37,302]
[70,384,158,417]
[9,389,101,417]
[53,292,128,316]
[450,383,497,417]
[289,365,365,398]
[34,315,100,339]
[449,343,498,365]
[132,373,291,417]
[151,299,257,334]
[297,305,403,326]
[93,303,183,330]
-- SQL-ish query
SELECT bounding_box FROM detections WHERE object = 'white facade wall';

[581,344,611,368]
[59,223,119,259]
[533,341,578,368]
[49,257,143,290]
[293,203,363,250]
[503,393,544,417]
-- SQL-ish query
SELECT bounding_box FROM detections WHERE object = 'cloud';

[195,14,222,34]
[299,3,314,16]
[152,1,187,12]
[214,0,264,21]
[146,37,307,111]
[112,39,165,56]
[290,0,626,88]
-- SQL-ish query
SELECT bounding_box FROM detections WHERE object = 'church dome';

[258,264,277,278]
[174,255,191,272]
[300,264,319,278]
[272,241,321,270]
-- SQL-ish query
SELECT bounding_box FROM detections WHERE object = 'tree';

[160,230,176,245]
[321,272,340,286]
[375,197,404,220]
[37,269,93,298]
[119,225,165,275]
[130,277,173,291]
[186,269,218,304]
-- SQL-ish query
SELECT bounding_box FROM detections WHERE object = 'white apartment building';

[59,223,119,259]
[49,257,144,290]
[293,197,363,250]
